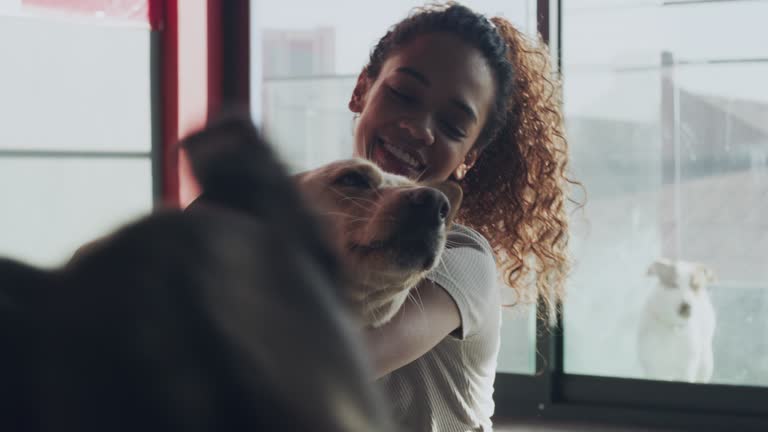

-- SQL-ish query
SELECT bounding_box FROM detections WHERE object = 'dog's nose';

[678,302,691,318]
[406,187,450,227]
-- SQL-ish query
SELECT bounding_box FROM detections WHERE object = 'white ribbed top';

[378,224,501,432]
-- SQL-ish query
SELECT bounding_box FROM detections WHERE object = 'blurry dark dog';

[0,114,391,432]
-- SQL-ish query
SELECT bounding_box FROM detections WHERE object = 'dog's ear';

[647,258,672,277]
[647,258,679,288]
[181,111,342,291]
[429,181,463,227]
[646,262,657,277]
[181,112,277,189]
[67,237,107,268]
[181,112,294,219]
[691,264,716,289]
[703,266,716,283]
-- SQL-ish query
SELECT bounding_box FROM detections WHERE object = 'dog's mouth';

[349,240,386,253]
[348,232,443,272]
[370,137,427,179]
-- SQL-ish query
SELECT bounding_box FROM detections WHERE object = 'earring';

[454,164,467,180]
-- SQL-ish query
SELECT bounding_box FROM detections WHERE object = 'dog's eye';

[334,171,371,189]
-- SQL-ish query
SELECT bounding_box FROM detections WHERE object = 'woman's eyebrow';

[452,99,478,124]
[395,67,430,86]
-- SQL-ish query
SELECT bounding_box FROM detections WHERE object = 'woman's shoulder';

[429,223,499,339]
[445,223,494,257]
[439,224,497,287]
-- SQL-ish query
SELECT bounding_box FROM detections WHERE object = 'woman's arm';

[363,279,461,379]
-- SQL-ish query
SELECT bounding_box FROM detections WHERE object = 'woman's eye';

[387,86,415,104]
[440,120,466,140]
[334,171,371,189]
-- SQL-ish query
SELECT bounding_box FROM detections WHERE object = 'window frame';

[161,0,251,206]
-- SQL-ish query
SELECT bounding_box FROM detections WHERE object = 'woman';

[350,3,574,431]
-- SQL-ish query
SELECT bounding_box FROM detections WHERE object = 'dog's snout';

[406,187,450,227]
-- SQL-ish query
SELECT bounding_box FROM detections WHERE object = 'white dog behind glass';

[638,258,716,383]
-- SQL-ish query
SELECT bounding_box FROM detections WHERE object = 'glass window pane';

[0,14,152,152]
[497,302,537,374]
[0,157,153,267]
[0,7,155,268]
[261,76,357,173]
[564,0,768,386]
[250,0,538,374]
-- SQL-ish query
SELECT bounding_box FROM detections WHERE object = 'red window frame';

[165,0,249,207]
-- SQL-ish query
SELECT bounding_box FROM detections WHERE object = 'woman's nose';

[398,118,434,146]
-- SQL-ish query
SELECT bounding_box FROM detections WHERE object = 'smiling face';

[350,33,496,182]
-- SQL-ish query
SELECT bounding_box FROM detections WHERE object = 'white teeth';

[383,142,419,168]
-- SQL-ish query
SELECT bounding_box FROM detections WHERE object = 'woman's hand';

[363,279,461,379]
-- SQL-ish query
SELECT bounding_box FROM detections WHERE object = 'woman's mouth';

[371,137,426,179]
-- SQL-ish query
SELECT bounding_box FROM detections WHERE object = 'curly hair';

[364,2,577,317]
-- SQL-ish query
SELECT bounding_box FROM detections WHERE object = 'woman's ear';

[349,67,371,113]
[452,149,479,180]
[464,149,479,171]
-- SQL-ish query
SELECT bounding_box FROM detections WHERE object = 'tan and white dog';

[297,158,462,328]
